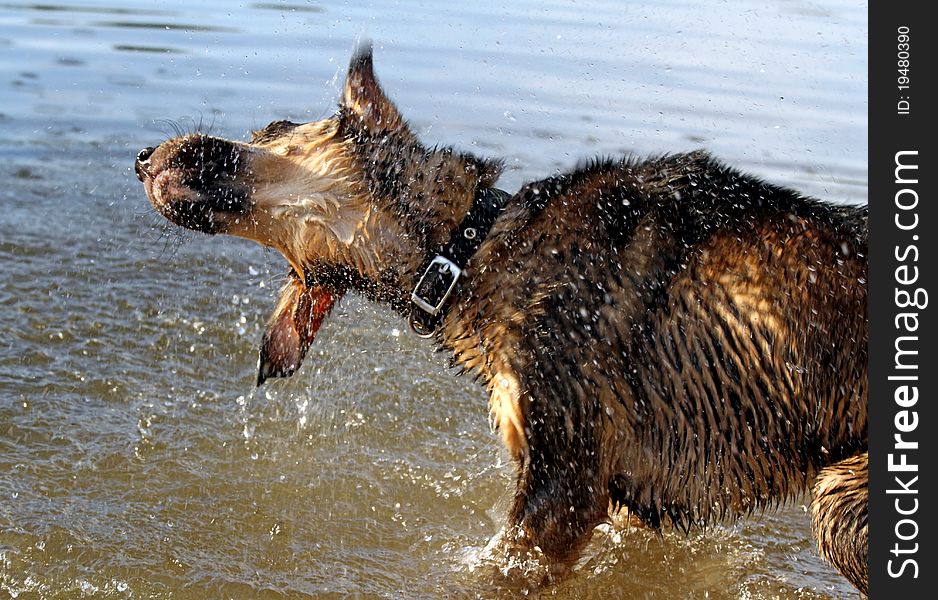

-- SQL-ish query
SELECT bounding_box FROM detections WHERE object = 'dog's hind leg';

[811,452,868,596]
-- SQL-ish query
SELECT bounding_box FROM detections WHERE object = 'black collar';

[409,186,511,337]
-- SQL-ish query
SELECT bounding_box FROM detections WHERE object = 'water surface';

[0,1,866,598]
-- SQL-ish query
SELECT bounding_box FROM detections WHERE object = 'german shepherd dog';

[135,46,868,594]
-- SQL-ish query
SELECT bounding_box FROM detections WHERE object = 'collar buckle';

[411,255,462,316]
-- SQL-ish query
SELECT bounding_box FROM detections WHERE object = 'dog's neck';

[301,181,507,318]
[308,119,504,313]
[407,185,512,335]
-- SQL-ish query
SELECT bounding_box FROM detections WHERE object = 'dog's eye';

[251,120,299,143]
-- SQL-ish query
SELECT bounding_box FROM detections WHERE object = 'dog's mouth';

[135,135,251,235]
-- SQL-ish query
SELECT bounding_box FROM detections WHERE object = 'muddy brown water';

[0,1,865,598]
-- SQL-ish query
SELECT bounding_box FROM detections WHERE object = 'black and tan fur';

[135,46,869,594]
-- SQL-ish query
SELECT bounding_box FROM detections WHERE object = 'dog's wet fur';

[136,45,869,594]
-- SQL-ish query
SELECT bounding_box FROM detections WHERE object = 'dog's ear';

[343,42,406,132]
[257,274,340,386]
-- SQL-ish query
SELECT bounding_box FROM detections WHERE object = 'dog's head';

[136,44,501,383]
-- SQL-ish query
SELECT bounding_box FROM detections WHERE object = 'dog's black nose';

[135,147,155,181]
[137,147,155,163]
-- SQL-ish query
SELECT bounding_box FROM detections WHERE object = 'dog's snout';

[176,136,240,169]
[135,146,156,181]
[171,136,243,190]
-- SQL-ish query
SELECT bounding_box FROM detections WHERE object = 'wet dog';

[135,45,869,594]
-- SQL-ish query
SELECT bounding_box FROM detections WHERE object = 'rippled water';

[0,1,866,598]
